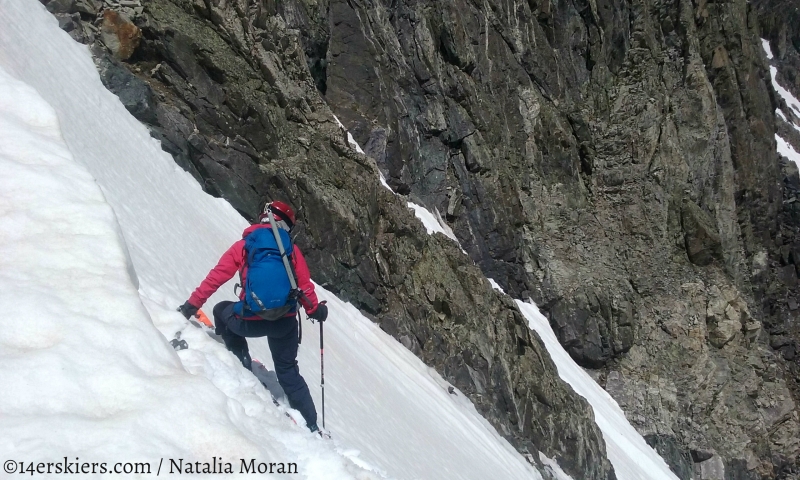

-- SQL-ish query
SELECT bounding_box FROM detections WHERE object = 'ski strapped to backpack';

[233,208,310,321]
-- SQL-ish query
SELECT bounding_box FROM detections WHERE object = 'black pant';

[213,301,317,428]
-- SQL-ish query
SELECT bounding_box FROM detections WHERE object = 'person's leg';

[213,301,251,370]
[212,301,234,337]
[267,319,318,430]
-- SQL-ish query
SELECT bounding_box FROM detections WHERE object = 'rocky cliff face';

[44,0,800,477]
[316,0,800,476]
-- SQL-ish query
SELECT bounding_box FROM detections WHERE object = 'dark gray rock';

[692,449,716,463]
[682,199,723,266]
[548,289,634,368]
[54,13,79,32]
[45,0,76,14]
[75,0,99,16]
[723,459,760,480]
[644,434,694,480]
[550,293,609,368]
[95,54,157,124]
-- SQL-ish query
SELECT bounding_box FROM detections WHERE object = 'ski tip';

[251,359,266,370]
[196,309,214,328]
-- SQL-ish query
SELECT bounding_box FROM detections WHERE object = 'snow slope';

[777,135,800,171]
[0,61,360,480]
[0,1,541,479]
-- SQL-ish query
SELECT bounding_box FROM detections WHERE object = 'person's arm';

[187,240,244,309]
[291,246,319,313]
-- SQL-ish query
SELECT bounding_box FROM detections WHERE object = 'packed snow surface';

[0,1,542,479]
[777,135,800,171]
[405,202,461,243]
[487,278,505,293]
[771,65,800,118]
[762,38,775,60]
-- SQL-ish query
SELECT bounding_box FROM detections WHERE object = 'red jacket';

[188,224,319,318]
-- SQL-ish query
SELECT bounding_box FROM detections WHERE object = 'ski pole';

[320,315,325,429]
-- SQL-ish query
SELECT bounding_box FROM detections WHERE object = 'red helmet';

[262,200,296,227]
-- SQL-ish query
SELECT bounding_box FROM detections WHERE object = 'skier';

[178,200,328,432]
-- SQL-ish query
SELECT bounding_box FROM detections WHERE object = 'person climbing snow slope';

[178,200,329,432]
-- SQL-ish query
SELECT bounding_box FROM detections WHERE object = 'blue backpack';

[233,227,299,320]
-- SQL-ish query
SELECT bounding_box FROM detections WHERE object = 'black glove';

[178,301,199,320]
[309,303,328,322]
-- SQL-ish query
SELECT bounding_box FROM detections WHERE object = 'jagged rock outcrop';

[682,199,724,267]
[44,0,800,476]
